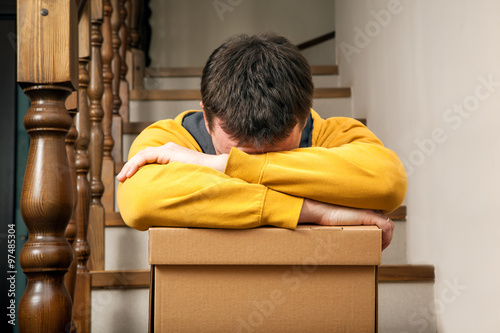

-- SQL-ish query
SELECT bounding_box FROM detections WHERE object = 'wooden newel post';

[17,0,78,331]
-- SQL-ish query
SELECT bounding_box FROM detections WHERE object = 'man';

[117,33,407,250]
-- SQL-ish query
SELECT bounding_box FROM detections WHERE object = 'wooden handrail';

[297,31,335,51]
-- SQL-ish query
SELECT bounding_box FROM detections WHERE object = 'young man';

[117,33,407,250]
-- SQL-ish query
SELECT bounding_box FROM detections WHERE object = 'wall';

[335,0,500,332]
[149,0,336,67]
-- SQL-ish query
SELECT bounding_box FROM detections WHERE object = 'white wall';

[335,0,500,332]
[149,0,336,67]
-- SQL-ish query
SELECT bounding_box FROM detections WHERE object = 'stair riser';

[91,289,149,333]
[105,227,149,271]
[382,219,407,265]
[378,282,438,333]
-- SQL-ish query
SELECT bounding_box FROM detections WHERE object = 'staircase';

[90,58,437,332]
[14,0,438,330]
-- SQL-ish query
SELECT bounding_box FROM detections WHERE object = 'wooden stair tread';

[90,264,434,289]
[144,65,339,78]
[129,87,350,101]
[91,270,150,289]
[389,205,407,220]
[106,206,406,227]
[105,211,127,227]
[378,265,435,282]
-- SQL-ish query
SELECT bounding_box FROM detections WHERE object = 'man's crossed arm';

[117,142,395,250]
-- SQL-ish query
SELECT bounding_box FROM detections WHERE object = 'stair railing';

[296,30,336,51]
[17,2,333,331]
[16,0,135,330]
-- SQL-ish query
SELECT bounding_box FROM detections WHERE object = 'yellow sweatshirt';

[117,110,407,231]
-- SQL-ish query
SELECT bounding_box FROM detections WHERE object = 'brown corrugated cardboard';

[149,225,381,332]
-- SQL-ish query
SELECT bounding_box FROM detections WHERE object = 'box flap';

[149,225,381,266]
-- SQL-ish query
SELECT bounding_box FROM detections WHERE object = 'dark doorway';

[0,1,19,332]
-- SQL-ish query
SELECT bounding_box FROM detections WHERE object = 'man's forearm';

[117,142,228,181]
[299,198,394,250]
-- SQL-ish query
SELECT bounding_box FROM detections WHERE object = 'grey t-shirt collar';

[182,111,313,154]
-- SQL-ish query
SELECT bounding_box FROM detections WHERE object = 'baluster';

[101,0,115,214]
[64,91,78,333]
[127,0,145,90]
[129,0,141,49]
[17,0,78,330]
[119,0,130,123]
[88,0,105,271]
[111,0,123,165]
[73,2,92,332]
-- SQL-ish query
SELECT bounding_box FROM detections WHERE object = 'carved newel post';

[17,1,78,331]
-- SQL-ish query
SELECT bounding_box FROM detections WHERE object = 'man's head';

[200,33,314,153]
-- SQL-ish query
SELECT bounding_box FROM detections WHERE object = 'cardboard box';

[149,225,381,332]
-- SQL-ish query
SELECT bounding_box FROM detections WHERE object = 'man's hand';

[299,199,395,250]
[116,142,229,182]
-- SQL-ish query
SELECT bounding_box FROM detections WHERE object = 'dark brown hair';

[201,33,314,147]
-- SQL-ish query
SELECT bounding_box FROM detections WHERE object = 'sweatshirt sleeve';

[224,117,407,213]
[117,114,303,231]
